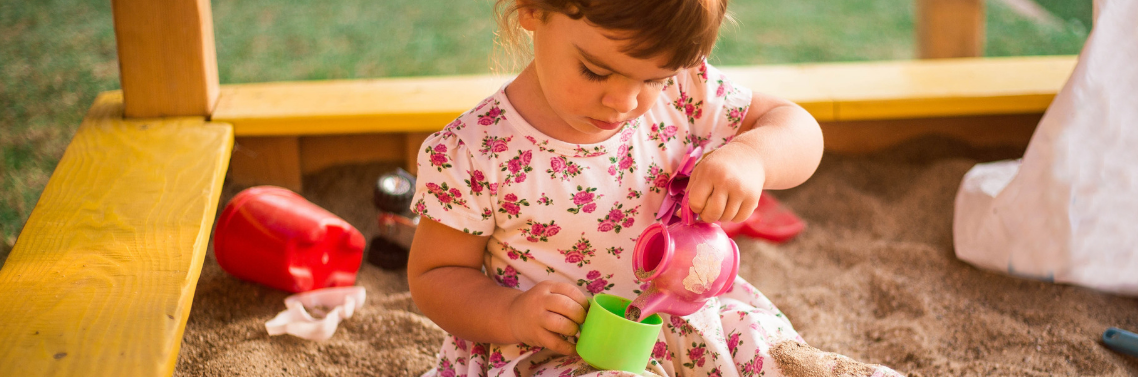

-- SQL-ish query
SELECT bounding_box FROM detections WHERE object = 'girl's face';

[520,11,679,142]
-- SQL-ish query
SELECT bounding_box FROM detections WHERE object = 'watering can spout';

[624,288,705,322]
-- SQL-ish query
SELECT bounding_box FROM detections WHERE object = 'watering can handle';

[680,195,696,225]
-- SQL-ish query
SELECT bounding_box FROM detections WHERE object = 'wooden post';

[112,0,220,118]
[916,0,986,59]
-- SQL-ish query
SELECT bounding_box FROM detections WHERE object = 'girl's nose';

[601,82,639,114]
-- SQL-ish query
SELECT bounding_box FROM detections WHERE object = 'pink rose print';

[481,207,492,220]
[573,145,607,158]
[648,122,679,149]
[471,343,488,358]
[606,246,623,258]
[425,182,468,210]
[708,367,723,377]
[500,149,534,186]
[487,182,499,196]
[652,341,672,360]
[567,186,601,214]
[727,330,742,358]
[520,220,559,242]
[576,270,614,294]
[501,241,534,262]
[716,78,736,98]
[488,349,508,368]
[497,192,530,219]
[683,342,708,369]
[668,316,694,336]
[686,133,710,148]
[741,354,764,377]
[464,169,490,196]
[726,105,748,130]
[627,188,642,200]
[495,265,520,288]
[413,198,427,216]
[438,358,456,377]
[596,202,639,233]
[697,61,709,82]
[547,156,586,181]
[608,144,637,180]
[673,90,704,125]
[537,193,553,206]
[558,235,597,267]
[644,163,669,194]
[479,135,512,158]
[426,144,452,172]
[478,104,506,126]
[453,335,468,351]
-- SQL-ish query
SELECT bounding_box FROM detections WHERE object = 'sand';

[175,137,1138,377]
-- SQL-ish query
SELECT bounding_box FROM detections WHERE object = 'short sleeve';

[411,128,496,236]
[675,61,753,150]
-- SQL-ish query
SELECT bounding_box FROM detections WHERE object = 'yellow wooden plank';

[213,75,513,136]
[821,56,1076,120]
[214,57,1072,136]
[112,0,219,118]
[0,92,234,376]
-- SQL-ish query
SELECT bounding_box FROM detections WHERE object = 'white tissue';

[265,286,367,341]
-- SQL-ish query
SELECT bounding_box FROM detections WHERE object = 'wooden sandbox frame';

[0,0,1077,375]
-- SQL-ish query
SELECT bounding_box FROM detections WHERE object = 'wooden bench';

[214,55,1076,191]
[0,93,233,376]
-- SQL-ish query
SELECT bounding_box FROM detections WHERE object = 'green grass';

[0,0,1090,266]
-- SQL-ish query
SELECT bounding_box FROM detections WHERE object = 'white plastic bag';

[953,0,1138,296]
[265,286,367,341]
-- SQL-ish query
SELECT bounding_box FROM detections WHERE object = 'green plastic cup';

[576,293,663,373]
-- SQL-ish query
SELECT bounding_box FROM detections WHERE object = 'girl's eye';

[646,79,667,88]
[579,64,609,82]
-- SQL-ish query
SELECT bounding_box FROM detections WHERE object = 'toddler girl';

[407,0,902,376]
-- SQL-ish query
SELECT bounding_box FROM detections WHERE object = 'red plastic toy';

[214,186,365,293]
[719,192,805,243]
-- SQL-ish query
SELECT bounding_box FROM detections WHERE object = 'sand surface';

[175,137,1138,377]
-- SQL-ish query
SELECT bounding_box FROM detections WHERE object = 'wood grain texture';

[299,134,405,175]
[821,113,1041,154]
[112,0,219,117]
[916,0,986,58]
[228,136,302,191]
[0,92,233,376]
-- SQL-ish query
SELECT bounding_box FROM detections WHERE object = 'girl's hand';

[506,280,591,355]
[686,141,766,223]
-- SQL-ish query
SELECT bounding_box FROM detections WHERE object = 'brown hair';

[494,0,729,73]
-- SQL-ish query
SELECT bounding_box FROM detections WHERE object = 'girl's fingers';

[685,173,713,215]
[720,194,745,224]
[699,187,730,223]
[548,293,588,324]
[732,195,760,223]
[539,330,577,356]
[542,310,580,337]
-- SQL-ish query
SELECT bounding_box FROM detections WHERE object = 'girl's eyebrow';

[575,44,675,82]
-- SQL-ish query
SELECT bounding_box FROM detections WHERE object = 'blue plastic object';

[1103,327,1138,357]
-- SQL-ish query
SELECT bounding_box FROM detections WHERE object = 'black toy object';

[366,168,419,270]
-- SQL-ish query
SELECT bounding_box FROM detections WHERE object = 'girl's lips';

[588,118,623,131]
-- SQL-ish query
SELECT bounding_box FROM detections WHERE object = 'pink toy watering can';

[626,146,740,322]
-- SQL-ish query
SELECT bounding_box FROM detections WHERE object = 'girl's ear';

[517,2,542,32]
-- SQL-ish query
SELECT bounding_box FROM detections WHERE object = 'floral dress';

[413,62,900,377]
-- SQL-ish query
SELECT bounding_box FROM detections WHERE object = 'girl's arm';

[686,91,824,223]
[407,217,590,355]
